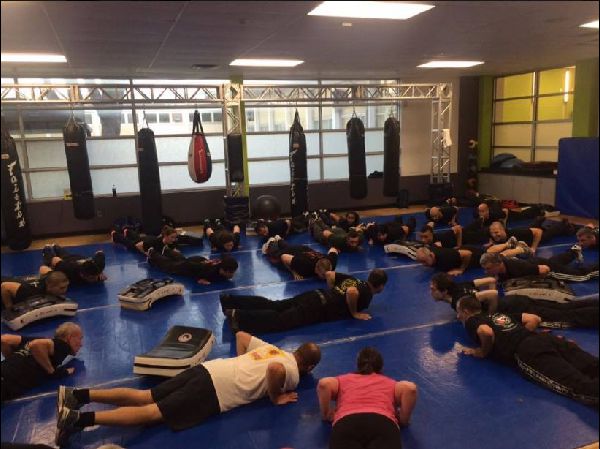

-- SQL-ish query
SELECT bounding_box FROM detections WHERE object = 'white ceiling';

[1,1,598,81]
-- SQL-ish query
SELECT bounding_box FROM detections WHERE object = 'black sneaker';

[57,386,83,412]
[42,244,55,266]
[93,251,105,271]
[55,406,82,447]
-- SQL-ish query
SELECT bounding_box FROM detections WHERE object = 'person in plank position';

[1,271,69,310]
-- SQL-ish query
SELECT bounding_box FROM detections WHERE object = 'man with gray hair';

[576,225,598,250]
[1,322,83,402]
[415,245,484,276]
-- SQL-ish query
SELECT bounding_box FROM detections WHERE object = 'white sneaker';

[273,235,282,242]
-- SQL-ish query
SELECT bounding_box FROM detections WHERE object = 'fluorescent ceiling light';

[308,1,434,20]
[418,60,484,68]
[1,53,67,63]
[580,19,599,29]
[230,59,303,67]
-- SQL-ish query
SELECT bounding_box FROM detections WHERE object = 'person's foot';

[42,244,55,266]
[57,386,83,412]
[571,244,584,264]
[55,406,82,447]
[506,236,518,249]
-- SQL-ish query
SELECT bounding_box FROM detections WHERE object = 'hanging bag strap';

[192,110,204,135]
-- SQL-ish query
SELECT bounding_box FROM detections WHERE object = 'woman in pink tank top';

[317,347,417,449]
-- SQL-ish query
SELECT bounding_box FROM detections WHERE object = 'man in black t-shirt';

[147,249,238,285]
[456,296,598,405]
[255,219,291,240]
[262,238,339,280]
[419,224,462,248]
[1,271,69,310]
[430,273,599,328]
[480,252,599,283]
[415,245,483,276]
[41,244,107,284]
[487,219,575,254]
[219,269,388,333]
[576,225,599,250]
[204,219,241,252]
[1,322,83,402]
[425,206,458,227]
[364,216,417,245]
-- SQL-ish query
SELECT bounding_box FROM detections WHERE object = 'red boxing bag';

[188,110,212,183]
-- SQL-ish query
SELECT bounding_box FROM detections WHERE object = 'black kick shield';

[289,110,308,217]
[63,117,95,219]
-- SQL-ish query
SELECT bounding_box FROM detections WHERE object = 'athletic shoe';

[42,244,55,266]
[571,244,584,264]
[506,236,518,249]
[57,386,83,412]
[55,406,82,447]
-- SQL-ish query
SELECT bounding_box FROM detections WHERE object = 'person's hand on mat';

[293,273,304,281]
[353,312,371,320]
[197,278,211,285]
[447,269,464,276]
[275,391,298,405]
[460,347,482,358]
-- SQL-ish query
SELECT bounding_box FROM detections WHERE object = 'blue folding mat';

[1,209,598,449]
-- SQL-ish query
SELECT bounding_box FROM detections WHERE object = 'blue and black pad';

[2,295,78,331]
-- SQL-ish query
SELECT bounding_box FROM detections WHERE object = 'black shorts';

[330,413,401,449]
[151,365,220,431]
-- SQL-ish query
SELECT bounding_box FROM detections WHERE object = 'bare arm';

[325,271,336,289]
[452,225,463,248]
[521,313,542,331]
[472,277,497,290]
[462,325,494,358]
[475,290,499,313]
[486,243,510,254]
[346,287,370,320]
[448,250,472,276]
[235,331,253,356]
[529,228,543,253]
[1,334,22,358]
[266,362,298,405]
[317,377,339,422]
[28,339,56,374]
[1,282,19,309]
[394,381,418,427]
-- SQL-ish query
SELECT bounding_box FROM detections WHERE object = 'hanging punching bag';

[137,127,163,235]
[63,117,95,219]
[1,119,32,250]
[226,133,244,183]
[383,116,401,197]
[188,110,212,183]
[346,116,367,199]
[289,110,308,217]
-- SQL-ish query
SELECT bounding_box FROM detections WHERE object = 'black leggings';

[515,333,599,405]
[530,298,599,328]
[330,413,401,449]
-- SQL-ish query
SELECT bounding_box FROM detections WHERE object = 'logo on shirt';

[333,279,358,295]
[250,347,285,361]
[177,333,193,343]
[491,313,518,332]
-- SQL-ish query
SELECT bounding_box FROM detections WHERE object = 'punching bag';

[346,116,367,199]
[137,127,163,235]
[188,110,212,183]
[1,119,32,250]
[289,110,308,217]
[63,117,95,219]
[226,133,244,183]
[383,116,401,197]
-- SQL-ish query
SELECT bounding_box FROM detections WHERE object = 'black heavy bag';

[226,133,244,183]
[346,116,367,199]
[137,127,163,235]
[383,116,400,197]
[289,110,309,217]
[1,119,32,250]
[188,110,212,183]
[63,117,95,219]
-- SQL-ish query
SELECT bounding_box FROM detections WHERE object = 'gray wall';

[24,174,456,237]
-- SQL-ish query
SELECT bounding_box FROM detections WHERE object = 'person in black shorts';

[1,271,69,310]
[55,331,321,446]
[415,245,484,276]
[480,251,599,283]
[1,322,83,402]
[263,238,339,280]
[111,225,181,255]
[364,216,417,245]
[255,218,291,240]
[40,244,107,284]
[147,248,238,285]
[430,272,599,328]
[219,269,388,334]
[204,219,241,252]
[424,205,458,227]
[487,219,576,254]
[456,296,598,405]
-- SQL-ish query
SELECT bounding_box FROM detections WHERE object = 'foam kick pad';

[133,326,215,377]
[2,295,78,330]
[383,240,425,260]
[118,278,185,311]
[503,276,575,303]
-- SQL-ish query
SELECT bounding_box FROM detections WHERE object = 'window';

[492,66,575,163]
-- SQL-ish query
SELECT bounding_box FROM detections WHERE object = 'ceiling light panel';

[308,1,434,20]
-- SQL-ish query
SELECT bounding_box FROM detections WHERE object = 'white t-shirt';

[203,337,300,412]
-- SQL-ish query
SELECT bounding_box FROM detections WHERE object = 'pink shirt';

[333,373,398,426]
